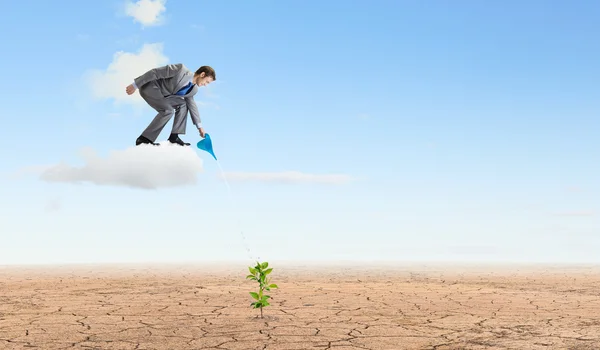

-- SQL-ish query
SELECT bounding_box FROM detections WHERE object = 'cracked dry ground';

[1,264,600,350]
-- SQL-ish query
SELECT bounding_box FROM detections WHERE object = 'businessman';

[125,64,216,146]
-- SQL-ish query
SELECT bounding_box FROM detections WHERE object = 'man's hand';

[198,127,206,138]
[125,84,136,95]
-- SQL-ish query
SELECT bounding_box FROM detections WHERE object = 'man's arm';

[133,63,184,89]
[185,96,202,129]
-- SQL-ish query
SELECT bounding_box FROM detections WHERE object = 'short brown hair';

[195,66,216,80]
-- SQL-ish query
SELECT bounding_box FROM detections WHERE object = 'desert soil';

[0,262,599,350]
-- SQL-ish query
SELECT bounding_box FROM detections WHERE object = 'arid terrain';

[0,262,599,350]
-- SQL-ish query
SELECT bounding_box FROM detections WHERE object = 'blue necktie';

[175,82,193,95]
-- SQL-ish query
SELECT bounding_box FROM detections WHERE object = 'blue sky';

[1,0,599,265]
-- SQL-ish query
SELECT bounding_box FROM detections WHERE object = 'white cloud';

[220,171,353,185]
[8,165,53,180]
[40,143,204,189]
[84,43,169,105]
[124,0,167,27]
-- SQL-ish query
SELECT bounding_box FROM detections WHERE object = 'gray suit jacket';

[134,63,201,127]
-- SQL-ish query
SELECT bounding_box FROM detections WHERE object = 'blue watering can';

[196,133,217,160]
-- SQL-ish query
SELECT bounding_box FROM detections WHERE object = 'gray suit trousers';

[139,81,189,142]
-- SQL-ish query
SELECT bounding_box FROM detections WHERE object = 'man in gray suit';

[125,64,216,146]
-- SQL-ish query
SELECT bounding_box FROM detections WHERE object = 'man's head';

[193,66,216,86]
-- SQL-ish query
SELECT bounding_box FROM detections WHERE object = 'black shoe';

[168,134,190,146]
[136,135,159,146]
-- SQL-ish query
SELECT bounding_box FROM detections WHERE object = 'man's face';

[196,73,214,87]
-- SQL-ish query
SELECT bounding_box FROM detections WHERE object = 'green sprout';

[246,261,278,318]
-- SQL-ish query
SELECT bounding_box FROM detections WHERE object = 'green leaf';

[263,301,270,307]
[261,262,268,269]
[249,292,259,300]
[261,295,270,301]
[268,284,278,289]
[246,274,256,279]
[248,267,256,275]
[264,268,273,275]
